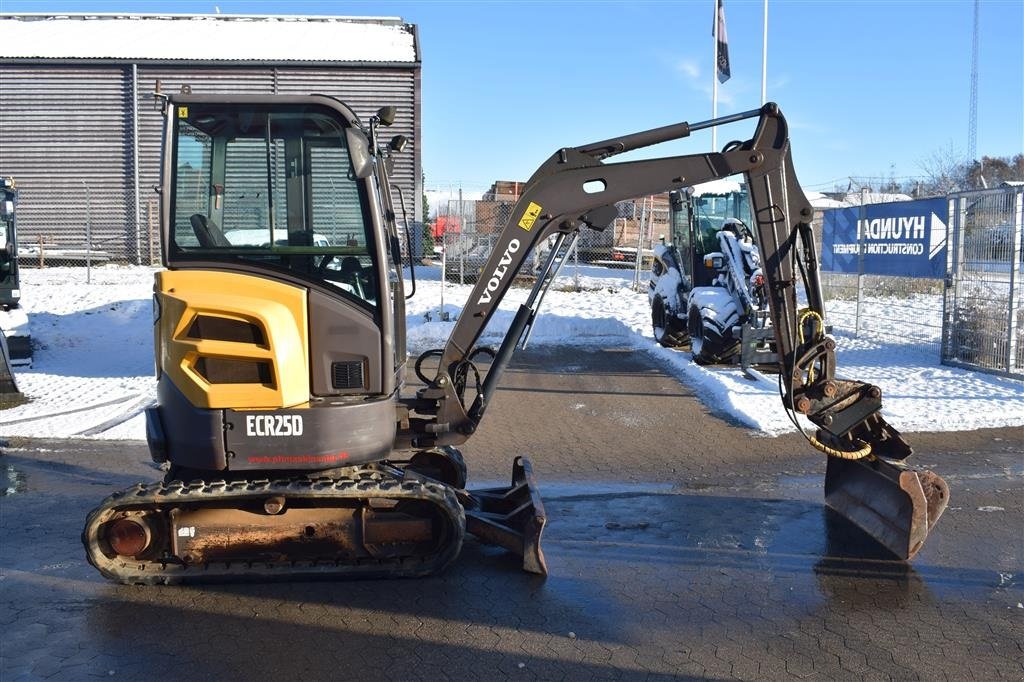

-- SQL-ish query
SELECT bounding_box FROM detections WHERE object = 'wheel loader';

[82,94,949,583]
[649,181,777,368]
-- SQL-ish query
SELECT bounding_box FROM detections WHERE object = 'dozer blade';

[824,455,949,560]
[463,455,547,575]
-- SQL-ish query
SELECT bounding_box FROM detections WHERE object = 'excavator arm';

[404,103,947,561]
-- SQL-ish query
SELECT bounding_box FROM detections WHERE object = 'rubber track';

[82,468,466,585]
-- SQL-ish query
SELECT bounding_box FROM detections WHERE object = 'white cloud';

[769,73,790,91]
[699,83,736,107]
[676,59,700,80]
[671,54,736,106]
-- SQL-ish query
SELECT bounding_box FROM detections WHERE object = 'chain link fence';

[12,181,156,284]
[820,273,944,355]
[818,198,946,357]
[819,186,1024,379]
[433,194,670,292]
[20,187,414,275]
[942,186,1024,378]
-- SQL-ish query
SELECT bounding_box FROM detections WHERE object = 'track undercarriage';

[83,450,546,584]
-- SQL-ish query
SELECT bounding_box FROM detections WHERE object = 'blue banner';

[820,198,947,278]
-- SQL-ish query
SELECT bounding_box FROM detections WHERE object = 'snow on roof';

[805,191,849,209]
[0,14,418,63]
[843,191,913,206]
[690,178,742,196]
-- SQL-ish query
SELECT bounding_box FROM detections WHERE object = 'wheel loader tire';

[687,304,740,365]
[651,295,689,348]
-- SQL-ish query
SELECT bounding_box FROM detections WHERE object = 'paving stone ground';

[1,345,1021,680]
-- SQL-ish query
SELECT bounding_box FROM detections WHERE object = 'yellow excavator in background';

[82,93,948,583]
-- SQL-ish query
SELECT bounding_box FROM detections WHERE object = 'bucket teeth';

[824,456,949,560]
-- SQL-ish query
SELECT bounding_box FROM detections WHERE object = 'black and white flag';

[714,0,731,83]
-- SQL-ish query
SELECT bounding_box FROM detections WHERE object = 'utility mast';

[967,0,979,165]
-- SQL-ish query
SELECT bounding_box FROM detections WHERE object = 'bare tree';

[965,154,1024,188]
[917,142,970,194]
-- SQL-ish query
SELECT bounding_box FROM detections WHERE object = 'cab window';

[170,104,378,308]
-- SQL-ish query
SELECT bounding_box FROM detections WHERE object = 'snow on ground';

[1,267,156,440]
[3,263,1023,441]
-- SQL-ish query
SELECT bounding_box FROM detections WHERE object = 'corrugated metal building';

[0,13,421,264]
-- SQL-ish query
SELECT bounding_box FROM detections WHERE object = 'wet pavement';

[1,346,1022,680]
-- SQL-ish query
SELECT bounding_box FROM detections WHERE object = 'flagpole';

[761,0,768,105]
[712,0,719,150]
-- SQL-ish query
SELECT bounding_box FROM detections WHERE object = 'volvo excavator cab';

[149,96,406,472]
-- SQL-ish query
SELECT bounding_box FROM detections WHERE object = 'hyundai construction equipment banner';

[820,198,947,278]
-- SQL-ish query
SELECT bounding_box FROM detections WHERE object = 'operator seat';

[339,256,365,300]
[189,214,231,248]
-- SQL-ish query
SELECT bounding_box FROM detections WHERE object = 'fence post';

[83,180,92,284]
[1007,189,1023,374]
[940,196,956,363]
[633,196,647,292]
[439,232,446,318]
[630,197,638,290]
[572,237,580,291]
[148,199,158,265]
[854,202,866,337]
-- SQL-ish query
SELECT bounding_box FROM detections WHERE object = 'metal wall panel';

[0,65,133,262]
[0,63,419,265]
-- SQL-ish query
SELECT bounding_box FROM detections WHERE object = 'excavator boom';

[408,103,947,560]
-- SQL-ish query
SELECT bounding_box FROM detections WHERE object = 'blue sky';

[4,0,1023,195]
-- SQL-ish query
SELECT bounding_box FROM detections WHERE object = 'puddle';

[775,474,822,490]
[1,464,26,496]
[471,480,675,500]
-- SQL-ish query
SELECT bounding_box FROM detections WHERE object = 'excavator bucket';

[464,456,548,575]
[824,455,949,560]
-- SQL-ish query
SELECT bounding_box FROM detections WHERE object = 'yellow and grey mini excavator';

[83,93,948,583]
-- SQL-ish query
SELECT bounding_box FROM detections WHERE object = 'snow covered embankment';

[3,264,1023,440]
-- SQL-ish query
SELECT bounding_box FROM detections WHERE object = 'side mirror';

[376,106,397,127]
[389,234,403,267]
[389,135,408,153]
[345,128,374,179]
[703,252,725,270]
[669,190,685,211]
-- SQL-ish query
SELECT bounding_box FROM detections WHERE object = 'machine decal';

[477,239,521,305]
[246,453,349,465]
[245,414,304,437]
[177,106,189,118]
[518,202,543,231]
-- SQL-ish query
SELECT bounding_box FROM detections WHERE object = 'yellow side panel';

[155,270,309,409]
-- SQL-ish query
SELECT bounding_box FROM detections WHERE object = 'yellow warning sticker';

[518,202,543,231]
[177,106,189,118]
